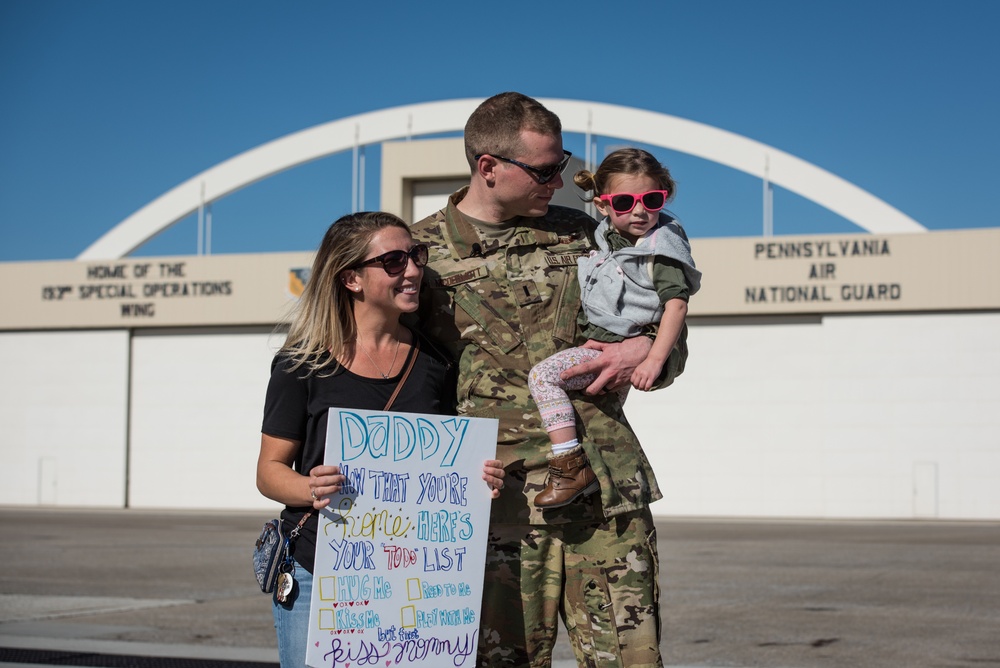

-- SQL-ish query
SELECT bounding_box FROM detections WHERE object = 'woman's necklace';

[356,329,401,380]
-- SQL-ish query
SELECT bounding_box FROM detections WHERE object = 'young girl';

[256,211,505,666]
[528,148,702,508]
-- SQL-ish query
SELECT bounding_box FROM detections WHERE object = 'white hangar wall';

[0,326,282,511]
[0,330,130,506]
[127,327,280,509]
[625,312,1000,520]
[3,313,996,518]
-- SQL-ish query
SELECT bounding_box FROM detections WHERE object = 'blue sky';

[2,0,998,261]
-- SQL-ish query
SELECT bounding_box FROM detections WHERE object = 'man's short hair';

[464,92,562,170]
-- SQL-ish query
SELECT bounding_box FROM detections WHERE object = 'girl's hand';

[632,358,665,391]
[482,460,505,499]
[308,464,346,509]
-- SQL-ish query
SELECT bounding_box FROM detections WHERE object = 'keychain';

[275,559,295,603]
[275,568,294,603]
[275,515,307,604]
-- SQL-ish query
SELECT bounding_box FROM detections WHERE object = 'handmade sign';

[306,408,499,668]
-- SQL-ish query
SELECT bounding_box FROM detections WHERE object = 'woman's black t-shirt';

[261,337,452,573]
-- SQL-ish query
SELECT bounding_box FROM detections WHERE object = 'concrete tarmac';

[0,508,998,668]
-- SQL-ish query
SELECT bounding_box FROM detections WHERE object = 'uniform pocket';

[451,283,521,354]
[564,565,625,663]
[551,270,581,346]
[644,527,662,646]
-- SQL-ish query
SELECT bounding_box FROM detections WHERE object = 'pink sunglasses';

[598,190,669,214]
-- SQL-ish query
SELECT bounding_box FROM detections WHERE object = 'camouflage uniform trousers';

[478,508,662,668]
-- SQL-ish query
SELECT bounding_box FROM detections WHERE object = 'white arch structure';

[78,98,925,260]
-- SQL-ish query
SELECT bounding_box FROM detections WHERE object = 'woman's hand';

[482,460,505,499]
[307,464,346,509]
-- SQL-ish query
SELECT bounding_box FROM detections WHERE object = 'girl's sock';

[551,438,579,456]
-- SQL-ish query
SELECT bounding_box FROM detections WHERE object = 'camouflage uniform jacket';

[411,189,663,526]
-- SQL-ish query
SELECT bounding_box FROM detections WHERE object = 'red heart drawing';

[314,642,319,647]
[349,601,354,606]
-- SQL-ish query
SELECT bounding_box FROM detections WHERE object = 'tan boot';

[534,445,599,509]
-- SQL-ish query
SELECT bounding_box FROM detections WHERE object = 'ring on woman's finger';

[310,489,318,501]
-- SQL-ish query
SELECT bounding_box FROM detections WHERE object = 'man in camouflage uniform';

[411,92,668,668]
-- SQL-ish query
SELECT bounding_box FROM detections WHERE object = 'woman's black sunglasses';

[349,244,429,276]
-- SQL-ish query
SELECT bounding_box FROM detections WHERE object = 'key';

[276,572,294,603]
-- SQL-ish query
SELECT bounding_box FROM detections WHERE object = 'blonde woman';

[256,211,504,667]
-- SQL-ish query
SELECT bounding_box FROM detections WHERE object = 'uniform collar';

[442,187,566,257]
[442,188,500,259]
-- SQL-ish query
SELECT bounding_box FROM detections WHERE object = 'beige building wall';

[2,229,997,331]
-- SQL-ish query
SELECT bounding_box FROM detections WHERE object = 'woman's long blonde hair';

[282,211,410,373]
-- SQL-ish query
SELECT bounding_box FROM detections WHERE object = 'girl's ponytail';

[573,169,599,201]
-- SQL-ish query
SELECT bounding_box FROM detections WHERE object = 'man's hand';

[560,337,653,395]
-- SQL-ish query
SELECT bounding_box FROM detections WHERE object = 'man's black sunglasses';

[349,244,429,276]
[474,150,572,184]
